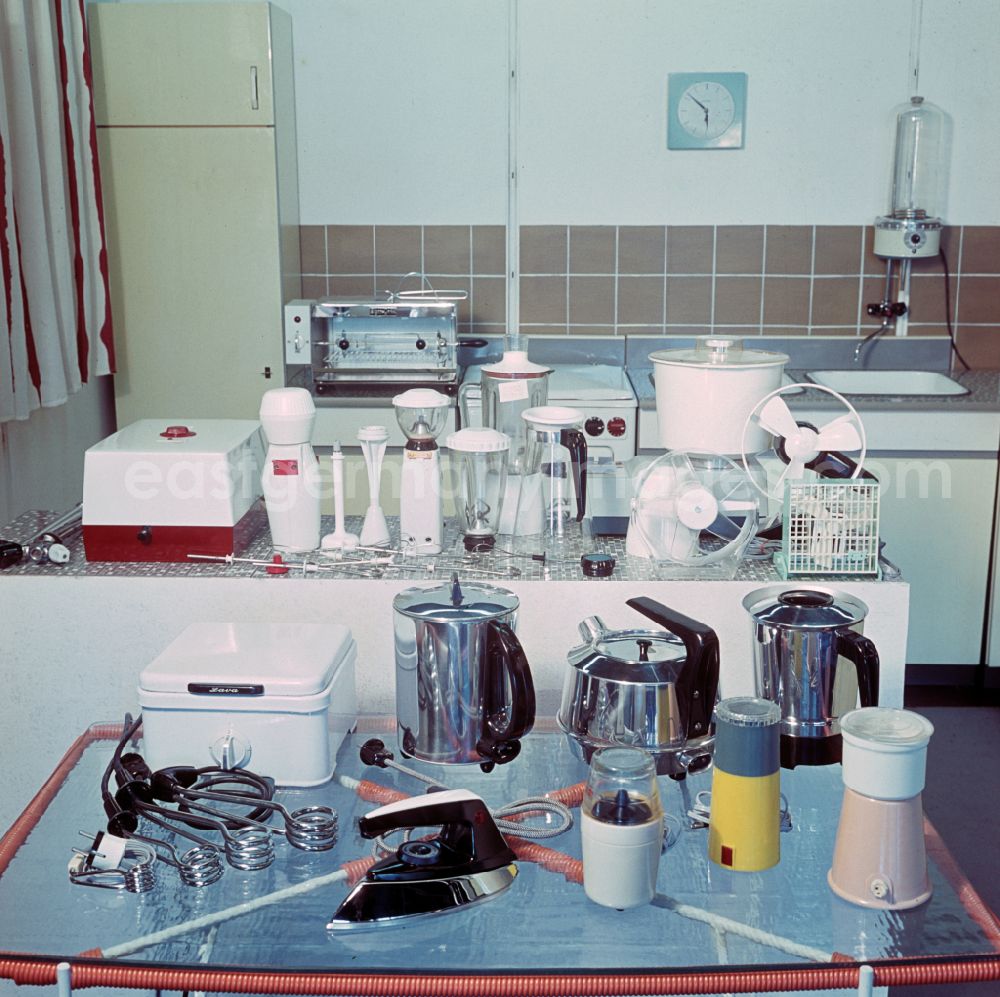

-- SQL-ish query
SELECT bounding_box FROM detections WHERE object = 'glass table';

[0,719,998,995]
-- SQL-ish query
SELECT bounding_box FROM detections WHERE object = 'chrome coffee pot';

[393,574,535,771]
[558,597,720,777]
[743,586,880,768]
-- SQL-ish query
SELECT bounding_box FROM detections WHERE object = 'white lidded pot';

[840,707,934,801]
[649,338,788,455]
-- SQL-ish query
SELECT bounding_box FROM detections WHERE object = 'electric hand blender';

[322,442,359,550]
[357,425,390,547]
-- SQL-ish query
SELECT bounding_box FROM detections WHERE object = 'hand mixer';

[357,425,390,547]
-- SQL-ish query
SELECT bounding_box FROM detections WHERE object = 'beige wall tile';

[569,226,616,274]
[667,226,713,274]
[521,226,567,274]
[569,275,615,325]
[714,275,761,325]
[765,225,812,275]
[299,225,326,274]
[617,275,664,325]
[520,275,567,324]
[473,226,506,275]
[763,276,810,325]
[472,276,505,325]
[814,226,863,275]
[811,276,861,326]
[955,327,1000,368]
[957,275,1000,324]
[329,275,375,297]
[618,226,665,274]
[328,225,374,274]
[716,226,763,275]
[301,274,327,298]
[374,225,422,275]
[424,226,471,274]
[665,275,711,324]
[908,273,951,326]
[960,227,1000,274]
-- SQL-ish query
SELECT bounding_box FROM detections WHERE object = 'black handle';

[0,540,24,569]
[457,338,489,349]
[560,428,588,522]
[836,630,880,708]
[625,597,719,738]
[477,620,535,767]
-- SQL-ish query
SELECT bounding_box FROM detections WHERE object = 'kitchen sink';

[806,369,969,397]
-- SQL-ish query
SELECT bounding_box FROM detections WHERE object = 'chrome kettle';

[393,574,535,771]
[557,598,720,777]
[743,586,880,768]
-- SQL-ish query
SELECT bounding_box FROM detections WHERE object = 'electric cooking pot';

[558,597,720,776]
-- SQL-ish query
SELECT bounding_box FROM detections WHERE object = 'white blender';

[259,387,322,552]
[357,425,390,547]
[393,388,450,554]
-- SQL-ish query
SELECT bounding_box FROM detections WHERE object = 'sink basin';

[806,369,969,397]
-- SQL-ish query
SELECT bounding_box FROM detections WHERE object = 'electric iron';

[327,789,518,929]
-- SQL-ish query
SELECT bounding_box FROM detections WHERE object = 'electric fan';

[626,451,758,578]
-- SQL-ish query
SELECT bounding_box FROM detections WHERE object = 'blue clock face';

[668,72,747,150]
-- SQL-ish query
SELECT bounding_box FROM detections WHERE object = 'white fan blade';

[774,457,807,495]
[814,413,863,453]
[757,396,801,439]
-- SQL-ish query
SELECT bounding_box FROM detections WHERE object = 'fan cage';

[776,480,881,578]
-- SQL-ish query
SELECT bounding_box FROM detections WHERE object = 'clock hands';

[685,92,710,132]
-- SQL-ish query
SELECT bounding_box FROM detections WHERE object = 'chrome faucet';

[855,259,906,365]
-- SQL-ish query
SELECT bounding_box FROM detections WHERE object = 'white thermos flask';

[581,746,664,909]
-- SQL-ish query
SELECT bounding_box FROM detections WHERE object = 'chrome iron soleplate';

[327,863,518,930]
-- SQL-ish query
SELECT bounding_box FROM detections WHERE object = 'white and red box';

[83,419,266,562]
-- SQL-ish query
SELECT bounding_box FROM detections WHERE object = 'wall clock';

[668,72,747,150]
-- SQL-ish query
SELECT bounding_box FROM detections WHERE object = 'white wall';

[0,376,116,524]
[272,0,999,225]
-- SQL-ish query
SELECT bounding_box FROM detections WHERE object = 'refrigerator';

[89,1,301,425]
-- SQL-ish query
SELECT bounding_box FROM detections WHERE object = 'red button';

[160,425,196,439]
[721,845,734,867]
[607,417,627,438]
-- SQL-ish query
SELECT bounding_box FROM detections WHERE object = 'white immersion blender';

[357,425,390,547]
[322,442,360,551]
[393,388,451,555]
[259,387,322,552]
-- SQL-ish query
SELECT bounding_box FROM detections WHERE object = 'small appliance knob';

[210,732,250,770]
[607,417,627,438]
[584,417,605,437]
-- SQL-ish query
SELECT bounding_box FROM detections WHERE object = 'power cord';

[939,248,972,372]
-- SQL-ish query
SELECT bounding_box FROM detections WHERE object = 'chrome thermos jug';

[742,586,880,768]
[393,574,535,771]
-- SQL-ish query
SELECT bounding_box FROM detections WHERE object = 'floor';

[889,685,1000,997]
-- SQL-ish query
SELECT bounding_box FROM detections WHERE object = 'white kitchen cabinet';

[869,455,998,667]
[89,2,300,425]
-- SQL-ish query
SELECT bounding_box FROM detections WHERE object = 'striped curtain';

[0,0,114,423]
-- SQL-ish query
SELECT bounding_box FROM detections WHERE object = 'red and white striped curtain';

[0,0,114,423]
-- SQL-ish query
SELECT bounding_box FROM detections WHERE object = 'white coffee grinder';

[392,388,450,554]
[259,387,322,552]
[828,707,935,911]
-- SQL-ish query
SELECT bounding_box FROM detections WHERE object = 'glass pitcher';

[515,406,588,539]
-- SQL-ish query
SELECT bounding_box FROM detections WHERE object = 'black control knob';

[584,417,605,437]
[415,338,426,350]
[337,338,350,350]
[607,417,627,438]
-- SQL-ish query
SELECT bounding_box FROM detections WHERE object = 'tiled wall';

[299,224,1000,367]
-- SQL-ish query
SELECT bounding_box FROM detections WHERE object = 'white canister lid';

[521,405,585,428]
[392,388,451,409]
[481,350,552,378]
[841,707,934,751]
[649,337,788,369]
[446,428,510,453]
[139,622,354,698]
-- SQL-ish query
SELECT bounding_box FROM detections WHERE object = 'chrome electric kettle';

[557,597,720,777]
[393,574,535,771]
[743,586,880,768]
